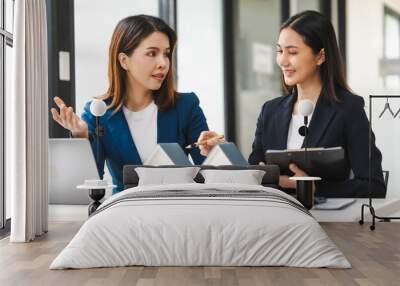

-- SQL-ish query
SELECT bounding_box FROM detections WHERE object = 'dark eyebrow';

[276,44,299,49]
[146,47,171,51]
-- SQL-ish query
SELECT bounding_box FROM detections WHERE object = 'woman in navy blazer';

[249,11,385,198]
[248,86,385,198]
[202,11,385,198]
[51,15,209,194]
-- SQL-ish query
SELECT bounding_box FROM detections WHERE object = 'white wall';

[74,0,158,116]
[177,0,225,134]
[347,0,400,197]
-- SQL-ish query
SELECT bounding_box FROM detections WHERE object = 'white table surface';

[289,176,321,181]
[77,184,115,190]
[311,198,400,222]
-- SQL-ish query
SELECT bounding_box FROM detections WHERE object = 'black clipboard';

[265,147,349,180]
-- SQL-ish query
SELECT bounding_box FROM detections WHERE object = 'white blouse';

[286,113,313,150]
[122,101,158,163]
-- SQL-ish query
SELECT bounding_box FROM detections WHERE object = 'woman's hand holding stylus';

[196,131,226,156]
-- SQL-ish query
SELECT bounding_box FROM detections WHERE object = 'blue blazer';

[248,87,386,198]
[82,92,209,194]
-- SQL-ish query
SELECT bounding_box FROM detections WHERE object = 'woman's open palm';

[50,96,88,138]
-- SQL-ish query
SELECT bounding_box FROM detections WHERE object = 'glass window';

[291,0,320,16]
[5,44,11,220]
[0,1,3,28]
[383,9,400,89]
[1,0,14,229]
[0,39,3,228]
[235,0,282,158]
[385,75,400,89]
[297,0,319,12]
[385,13,400,59]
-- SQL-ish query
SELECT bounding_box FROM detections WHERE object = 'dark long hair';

[280,10,351,101]
[101,15,177,111]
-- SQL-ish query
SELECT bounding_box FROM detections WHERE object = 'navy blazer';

[248,87,386,198]
[82,92,209,194]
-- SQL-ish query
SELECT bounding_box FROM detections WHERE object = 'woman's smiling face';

[276,27,325,87]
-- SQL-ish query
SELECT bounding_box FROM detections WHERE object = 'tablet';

[265,147,349,180]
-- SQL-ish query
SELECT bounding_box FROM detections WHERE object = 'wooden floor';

[0,222,399,286]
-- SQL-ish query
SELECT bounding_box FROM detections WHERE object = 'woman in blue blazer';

[51,15,209,194]
[202,11,385,198]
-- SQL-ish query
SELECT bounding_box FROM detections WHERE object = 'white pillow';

[200,169,266,185]
[135,167,201,186]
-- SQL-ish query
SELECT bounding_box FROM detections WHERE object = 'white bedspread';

[50,183,351,269]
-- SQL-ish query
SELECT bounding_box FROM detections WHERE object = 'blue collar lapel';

[302,92,336,148]
[157,107,178,143]
[107,109,142,164]
[275,93,296,149]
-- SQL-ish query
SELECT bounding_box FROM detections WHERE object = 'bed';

[49,165,350,269]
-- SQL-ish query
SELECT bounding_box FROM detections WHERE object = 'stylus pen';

[185,135,225,149]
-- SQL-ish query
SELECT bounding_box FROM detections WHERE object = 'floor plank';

[0,222,399,286]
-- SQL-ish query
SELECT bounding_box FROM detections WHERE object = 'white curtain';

[10,0,48,242]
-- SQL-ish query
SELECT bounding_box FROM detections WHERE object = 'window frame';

[381,6,400,88]
[0,0,14,234]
